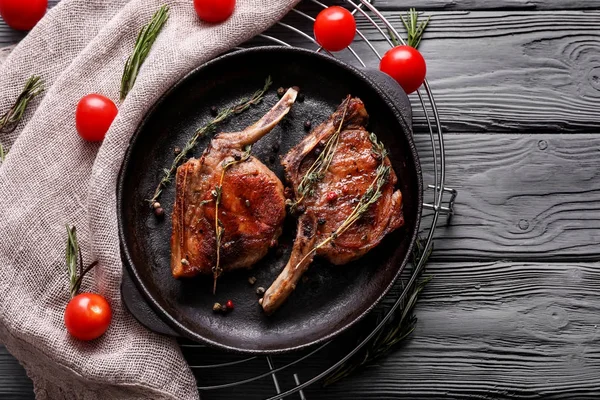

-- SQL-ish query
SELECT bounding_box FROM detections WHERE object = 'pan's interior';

[118,48,421,352]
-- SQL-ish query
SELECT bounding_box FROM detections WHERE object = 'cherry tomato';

[64,293,112,341]
[75,94,118,142]
[314,6,356,52]
[194,0,235,24]
[379,45,427,95]
[0,0,47,31]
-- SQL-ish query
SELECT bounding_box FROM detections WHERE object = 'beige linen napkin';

[0,0,299,398]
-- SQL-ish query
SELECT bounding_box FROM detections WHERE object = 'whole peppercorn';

[304,120,312,131]
[210,106,218,116]
[256,287,266,297]
[154,207,165,218]
[174,147,182,155]
[225,300,234,310]
[277,87,285,97]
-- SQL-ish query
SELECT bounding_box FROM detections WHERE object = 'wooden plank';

[18,0,600,14]
[268,10,600,133]
[415,133,600,261]
[0,346,33,400]
[307,261,600,399]
[10,0,600,13]
[7,260,600,398]
[0,26,25,47]
[2,13,598,256]
[374,0,600,11]
[181,261,600,399]
[3,8,600,132]
[1,1,599,399]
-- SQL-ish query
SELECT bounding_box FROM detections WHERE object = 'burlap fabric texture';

[0,0,299,398]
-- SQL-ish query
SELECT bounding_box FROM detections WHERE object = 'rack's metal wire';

[189,0,457,398]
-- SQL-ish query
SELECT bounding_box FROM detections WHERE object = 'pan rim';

[117,45,423,354]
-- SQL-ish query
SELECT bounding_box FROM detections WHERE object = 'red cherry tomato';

[0,0,47,31]
[379,45,427,95]
[75,94,118,142]
[64,293,112,341]
[194,0,235,24]
[314,6,356,52]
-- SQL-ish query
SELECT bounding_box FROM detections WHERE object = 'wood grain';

[0,346,33,400]
[311,261,600,399]
[5,136,599,395]
[374,0,600,11]
[2,1,600,399]
[267,10,600,133]
[0,26,25,47]
[179,261,600,399]
[415,133,600,260]
[2,6,600,132]
[8,260,600,400]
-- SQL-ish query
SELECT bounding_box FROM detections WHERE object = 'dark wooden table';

[3,0,600,399]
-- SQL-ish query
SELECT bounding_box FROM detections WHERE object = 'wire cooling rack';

[181,1,458,398]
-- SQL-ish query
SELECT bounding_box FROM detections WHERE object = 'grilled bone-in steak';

[261,96,404,314]
[171,88,298,287]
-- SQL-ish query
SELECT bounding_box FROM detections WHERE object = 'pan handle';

[121,266,181,337]
[362,69,413,136]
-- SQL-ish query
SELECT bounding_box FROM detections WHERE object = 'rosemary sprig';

[0,76,44,133]
[323,237,434,386]
[212,145,252,294]
[0,75,45,161]
[120,5,169,101]
[328,164,389,240]
[65,225,99,298]
[290,98,350,213]
[388,8,430,49]
[148,76,273,206]
[292,132,390,271]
